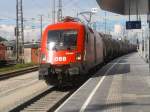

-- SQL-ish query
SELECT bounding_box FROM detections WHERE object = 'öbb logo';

[54,57,66,62]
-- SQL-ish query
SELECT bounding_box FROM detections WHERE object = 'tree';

[0,36,7,42]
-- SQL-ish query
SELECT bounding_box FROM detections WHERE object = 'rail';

[0,66,39,80]
[10,87,76,112]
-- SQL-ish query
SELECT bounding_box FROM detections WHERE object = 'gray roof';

[24,43,40,48]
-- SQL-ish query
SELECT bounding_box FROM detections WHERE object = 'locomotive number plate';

[54,57,66,62]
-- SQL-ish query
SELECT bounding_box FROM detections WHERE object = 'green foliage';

[0,63,38,74]
[0,36,7,42]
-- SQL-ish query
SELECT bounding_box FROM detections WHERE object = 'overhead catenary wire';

[63,0,86,17]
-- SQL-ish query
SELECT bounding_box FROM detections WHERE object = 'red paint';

[31,48,39,64]
[40,21,85,65]
[0,43,6,61]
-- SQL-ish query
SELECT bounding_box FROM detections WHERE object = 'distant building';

[24,42,40,64]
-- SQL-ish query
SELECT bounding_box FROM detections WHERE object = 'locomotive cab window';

[63,30,77,47]
[47,30,77,50]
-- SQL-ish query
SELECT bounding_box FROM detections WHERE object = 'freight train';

[39,17,136,86]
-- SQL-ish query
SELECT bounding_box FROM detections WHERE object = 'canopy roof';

[96,0,149,15]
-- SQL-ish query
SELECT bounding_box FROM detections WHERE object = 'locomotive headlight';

[76,53,82,61]
[41,53,46,61]
[48,42,55,50]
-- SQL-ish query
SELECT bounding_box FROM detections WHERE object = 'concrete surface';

[0,72,49,112]
[56,53,150,112]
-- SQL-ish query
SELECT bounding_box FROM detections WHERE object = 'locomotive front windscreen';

[47,30,77,50]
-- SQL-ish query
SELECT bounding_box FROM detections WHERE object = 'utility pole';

[128,0,131,21]
[136,0,139,20]
[104,11,107,34]
[148,0,150,71]
[16,0,24,63]
[16,0,19,62]
[52,0,56,23]
[40,15,43,39]
[57,0,62,22]
[149,20,150,71]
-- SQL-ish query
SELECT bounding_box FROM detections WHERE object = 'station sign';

[126,21,141,30]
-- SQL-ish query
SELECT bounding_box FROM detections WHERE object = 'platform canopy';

[96,0,149,15]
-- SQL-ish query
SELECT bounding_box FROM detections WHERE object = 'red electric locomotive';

[39,17,137,86]
[39,17,104,86]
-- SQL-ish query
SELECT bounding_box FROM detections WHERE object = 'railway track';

[1,59,104,112]
[10,87,76,112]
[0,66,39,80]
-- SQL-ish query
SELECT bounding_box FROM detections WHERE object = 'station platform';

[55,53,150,112]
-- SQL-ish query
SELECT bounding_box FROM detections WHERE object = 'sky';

[0,0,147,42]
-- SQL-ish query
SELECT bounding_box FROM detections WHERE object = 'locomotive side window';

[47,30,77,50]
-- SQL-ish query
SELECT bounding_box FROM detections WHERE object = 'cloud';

[0,24,14,31]
[0,24,15,40]
[0,24,41,42]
